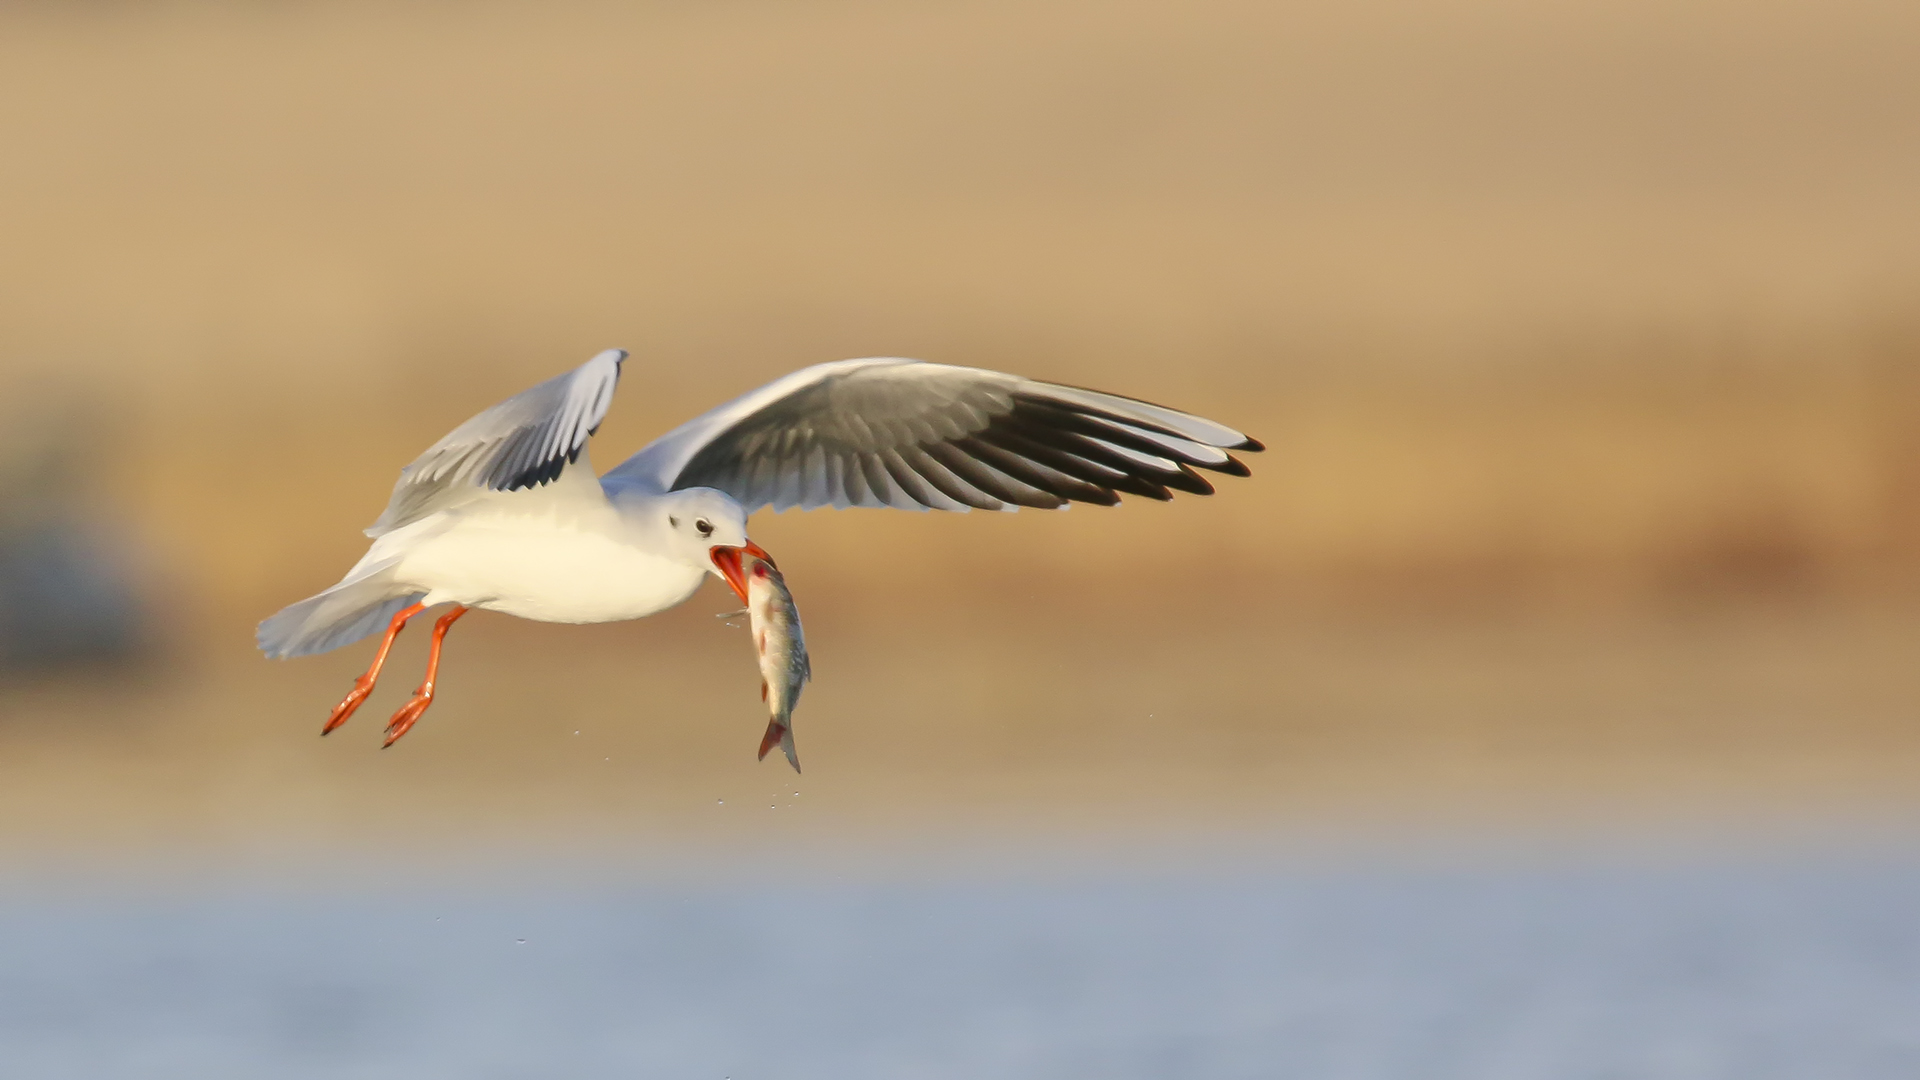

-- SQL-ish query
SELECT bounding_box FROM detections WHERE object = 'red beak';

[709,541,773,605]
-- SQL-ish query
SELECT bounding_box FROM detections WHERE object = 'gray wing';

[366,349,624,536]
[602,358,1260,513]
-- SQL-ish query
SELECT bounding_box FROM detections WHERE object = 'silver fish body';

[744,554,810,772]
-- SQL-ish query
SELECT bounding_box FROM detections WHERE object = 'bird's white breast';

[388,497,706,624]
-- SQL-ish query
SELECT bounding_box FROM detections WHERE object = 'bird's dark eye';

[695,518,714,537]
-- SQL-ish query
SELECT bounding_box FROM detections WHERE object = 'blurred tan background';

[1,0,1917,866]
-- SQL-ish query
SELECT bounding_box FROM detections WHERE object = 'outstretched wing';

[366,349,625,536]
[603,358,1260,513]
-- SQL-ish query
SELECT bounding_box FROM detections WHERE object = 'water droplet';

[716,799,724,805]
[574,730,580,735]
[515,938,527,945]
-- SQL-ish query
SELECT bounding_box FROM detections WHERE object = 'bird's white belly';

[393,516,706,624]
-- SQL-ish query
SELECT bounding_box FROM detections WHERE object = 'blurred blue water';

[2,853,1916,1079]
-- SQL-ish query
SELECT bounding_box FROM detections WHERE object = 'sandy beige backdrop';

[0,0,1916,865]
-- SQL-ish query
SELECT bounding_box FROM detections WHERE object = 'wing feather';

[900,444,1007,511]
[602,357,1257,514]
[839,452,872,507]
[879,446,967,511]
[923,441,1062,510]
[367,349,624,536]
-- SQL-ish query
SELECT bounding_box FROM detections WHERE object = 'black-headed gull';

[258,350,1261,745]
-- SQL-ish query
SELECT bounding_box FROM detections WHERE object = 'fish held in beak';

[741,555,810,774]
[710,541,773,605]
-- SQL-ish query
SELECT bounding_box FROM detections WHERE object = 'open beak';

[709,540,773,605]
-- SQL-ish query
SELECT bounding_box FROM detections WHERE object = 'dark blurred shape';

[0,385,148,674]
[0,522,147,672]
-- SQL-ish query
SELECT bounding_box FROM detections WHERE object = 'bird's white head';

[655,487,766,604]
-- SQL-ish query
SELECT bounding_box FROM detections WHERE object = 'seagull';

[258,350,1262,746]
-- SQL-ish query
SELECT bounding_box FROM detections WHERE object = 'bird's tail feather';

[256,570,424,660]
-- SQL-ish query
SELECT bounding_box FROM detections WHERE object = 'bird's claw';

[322,676,376,735]
[382,691,433,747]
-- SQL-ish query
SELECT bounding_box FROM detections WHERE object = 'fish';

[740,553,810,773]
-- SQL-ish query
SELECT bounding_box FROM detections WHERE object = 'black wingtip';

[1165,464,1216,497]
[1234,436,1265,453]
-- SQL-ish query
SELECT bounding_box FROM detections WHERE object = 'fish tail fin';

[758,719,800,773]
[780,726,800,773]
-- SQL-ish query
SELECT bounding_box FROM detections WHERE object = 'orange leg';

[383,605,469,748]
[322,602,427,735]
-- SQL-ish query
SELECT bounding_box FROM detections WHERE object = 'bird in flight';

[258,350,1261,747]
